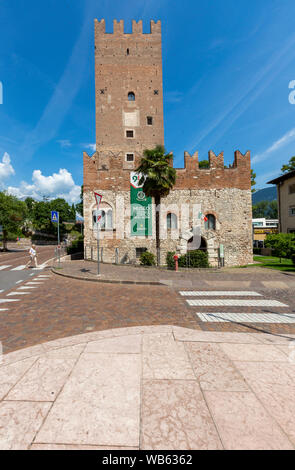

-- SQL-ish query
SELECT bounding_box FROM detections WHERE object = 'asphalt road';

[0,245,55,293]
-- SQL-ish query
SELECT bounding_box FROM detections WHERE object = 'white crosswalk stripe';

[186,299,288,307]
[196,312,295,324]
[0,265,11,270]
[17,286,38,290]
[7,292,30,296]
[180,291,262,297]
[11,265,26,271]
[180,290,292,324]
[0,299,20,303]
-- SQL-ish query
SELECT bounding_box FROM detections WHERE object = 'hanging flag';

[198,211,208,222]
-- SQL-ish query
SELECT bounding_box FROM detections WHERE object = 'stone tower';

[94,19,164,163]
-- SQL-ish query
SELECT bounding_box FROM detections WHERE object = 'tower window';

[126,153,134,162]
[147,116,153,125]
[128,92,135,101]
[154,89,159,95]
[100,89,105,94]
[126,130,134,138]
[127,48,130,55]
[167,213,178,230]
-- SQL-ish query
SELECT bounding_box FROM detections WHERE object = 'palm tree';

[136,145,176,266]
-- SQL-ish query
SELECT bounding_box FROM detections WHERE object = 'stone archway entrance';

[187,236,207,252]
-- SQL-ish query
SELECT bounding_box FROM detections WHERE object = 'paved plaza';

[1,256,295,449]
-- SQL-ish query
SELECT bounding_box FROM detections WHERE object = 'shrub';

[66,235,84,255]
[166,250,209,268]
[265,233,295,261]
[166,251,176,269]
[139,251,155,266]
[291,253,295,266]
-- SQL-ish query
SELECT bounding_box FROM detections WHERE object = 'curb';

[51,268,164,286]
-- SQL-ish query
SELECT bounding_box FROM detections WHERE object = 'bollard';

[101,247,103,263]
[91,247,93,261]
[173,254,179,272]
[115,248,119,265]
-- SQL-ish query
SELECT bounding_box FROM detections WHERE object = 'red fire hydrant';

[173,254,179,272]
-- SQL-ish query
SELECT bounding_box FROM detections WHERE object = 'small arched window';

[128,92,135,101]
[167,213,178,230]
[92,208,113,231]
[126,48,130,56]
[204,214,216,231]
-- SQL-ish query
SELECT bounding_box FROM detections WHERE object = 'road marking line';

[0,299,20,303]
[187,299,289,307]
[15,280,23,284]
[11,265,26,271]
[26,282,43,285]
[180,291,262,297]
[0,290,3,293]
[7,292,30,296]
[196,312,295,323]
[17,286,38,290]
[0,308,9,311]
[0,265,12,270]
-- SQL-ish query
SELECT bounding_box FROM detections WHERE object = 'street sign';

[94,192,102,207]
[51,211,59,223]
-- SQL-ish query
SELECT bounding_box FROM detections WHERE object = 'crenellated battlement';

[94,19,161,35]
[83,149,251,192]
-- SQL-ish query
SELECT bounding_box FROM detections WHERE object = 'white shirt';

[29,247,36,257]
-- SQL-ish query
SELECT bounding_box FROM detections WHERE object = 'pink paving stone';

[141,380,223,450]
[244,382,295,445]
[35,352,141,447]
[185,342,249,391]
[142,333,195,380]
[204,391,294,450]
[0,357,37,400]
[84,334,142,354]
[234,361,295,386]
[0,401,51,450]
[219,343,288,362]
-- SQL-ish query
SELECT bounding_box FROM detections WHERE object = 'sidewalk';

[1,325,295,450]
[51,259,295,288]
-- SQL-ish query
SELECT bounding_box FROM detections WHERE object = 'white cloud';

[7,168,80,204]
[252,128,295,165]
[57,139,72,148]
[84,143,96,152]
[0,152,15,181]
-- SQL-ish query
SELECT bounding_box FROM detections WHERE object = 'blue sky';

[0,0,295,202]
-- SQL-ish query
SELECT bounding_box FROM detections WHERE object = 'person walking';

[25,244,38,268]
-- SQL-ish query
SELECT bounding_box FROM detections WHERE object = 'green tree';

[265,233,295,263]
[0,192,27,250]
[199,160,210,169]
[252,201,269,218]
[252,200,278,219]
[281,156,295,174]
[136,145,176,266]
[75,185,83,217]
[251,169,256,193]
[267,200,278,219]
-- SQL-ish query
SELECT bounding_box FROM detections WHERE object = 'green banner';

[130,172,152,236]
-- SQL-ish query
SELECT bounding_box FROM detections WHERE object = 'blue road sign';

[51,211,59,223]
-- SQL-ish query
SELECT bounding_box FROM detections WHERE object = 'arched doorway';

[187,236,207,252]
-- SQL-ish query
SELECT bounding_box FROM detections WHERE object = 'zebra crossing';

[0,264,46,271]
[0,274,52,310]
[180,290,295,324]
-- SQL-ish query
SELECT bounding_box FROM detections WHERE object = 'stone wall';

[84,186,253,267]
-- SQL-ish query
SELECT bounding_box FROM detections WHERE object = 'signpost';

[51,211,60,266]
[94,192,102,275]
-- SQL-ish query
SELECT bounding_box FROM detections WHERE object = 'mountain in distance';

[252,186,277,204]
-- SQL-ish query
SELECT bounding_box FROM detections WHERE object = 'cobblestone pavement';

[0,326,295,450]
[0,263,295,354]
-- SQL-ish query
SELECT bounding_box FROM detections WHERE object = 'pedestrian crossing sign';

[51,211,59,223]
